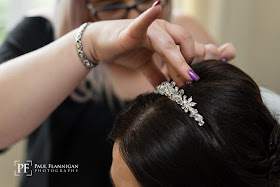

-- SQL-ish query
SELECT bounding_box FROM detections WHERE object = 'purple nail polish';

[185,81,193,86]
[185,81,192,85]
[152,1,161,7]
[188,70,200,81]
[221,57,227,62]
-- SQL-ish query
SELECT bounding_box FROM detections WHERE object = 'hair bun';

[268,125,280,182]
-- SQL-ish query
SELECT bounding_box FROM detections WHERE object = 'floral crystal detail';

[155,81,205,126]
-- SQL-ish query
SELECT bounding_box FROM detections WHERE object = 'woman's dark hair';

[109,60,280,187]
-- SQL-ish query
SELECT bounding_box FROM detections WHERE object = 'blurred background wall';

[174,0,280,93]
[0,0,279,186]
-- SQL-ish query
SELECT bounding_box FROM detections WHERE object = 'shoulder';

[12,8,54,35]
[0,9,54,62]
[260,87,280,123]
[25,8,54,23]
[8,13,54,51]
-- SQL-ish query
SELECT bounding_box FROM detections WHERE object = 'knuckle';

[228,43,237,53]
[195,44,204,57]
[205,44,219,56]
[164,40,177,50]
[181,30,192,42]
[178,59,187,66]
[175,59,187,67]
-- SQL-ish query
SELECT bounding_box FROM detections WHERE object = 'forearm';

[0,29,90,149]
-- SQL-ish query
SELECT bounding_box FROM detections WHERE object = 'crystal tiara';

[155,81,205,126]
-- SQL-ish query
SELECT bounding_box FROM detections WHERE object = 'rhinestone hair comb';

[155,81,205,126]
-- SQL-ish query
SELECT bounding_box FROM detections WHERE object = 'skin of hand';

[83,5,195,87]
[83,5,236,87]
[193,42,236,64]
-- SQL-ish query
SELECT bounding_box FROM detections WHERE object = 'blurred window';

[0,0,53,44]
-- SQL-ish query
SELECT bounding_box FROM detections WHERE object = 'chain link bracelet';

[75,22,99,68]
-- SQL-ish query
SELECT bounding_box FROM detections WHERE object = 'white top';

[260,87,280,123]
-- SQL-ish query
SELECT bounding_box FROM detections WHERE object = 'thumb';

[124,1,162,40]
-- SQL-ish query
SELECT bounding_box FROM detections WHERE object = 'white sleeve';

[260,87,280,123]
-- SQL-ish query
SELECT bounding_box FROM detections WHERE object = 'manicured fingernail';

[152,1,161,7]
[221,57,227,62]
[188,70,200,81]
[185,81,192,85]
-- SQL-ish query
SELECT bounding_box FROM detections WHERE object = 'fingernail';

[152,1,161,7]
[185,81,192,85]
[188,70,200,81]
[221,57,227,62]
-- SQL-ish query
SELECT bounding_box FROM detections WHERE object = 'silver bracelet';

[75,22,99,68]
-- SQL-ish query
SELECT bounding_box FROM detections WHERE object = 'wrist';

[75,22,99,68]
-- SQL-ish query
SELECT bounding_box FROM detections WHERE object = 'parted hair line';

[110,60,280,187]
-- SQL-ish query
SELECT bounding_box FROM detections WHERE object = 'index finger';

[123,2,162,40]
[147,22,198,85]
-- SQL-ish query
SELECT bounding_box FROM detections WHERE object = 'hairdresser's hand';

[83,3,195,87]
[192,42,236,64]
